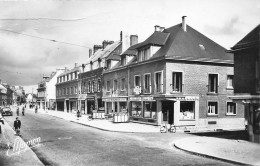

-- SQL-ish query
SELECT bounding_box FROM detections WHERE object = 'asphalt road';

[4,107,236,166]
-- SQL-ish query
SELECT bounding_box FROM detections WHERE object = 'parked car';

[1,107,13,116]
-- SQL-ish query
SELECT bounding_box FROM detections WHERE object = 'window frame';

[207,101,218,116]
[226,101,237,115]
[171,72,183,93]
[154,71,163,93]
[227,75,234,89]
[134,75,141,87]
[143,73,151,94]
[208,73,219,94]
[121,78,126,91]
[106,80,111,92]
[113,79,118,92]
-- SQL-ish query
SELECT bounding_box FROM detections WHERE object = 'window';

[121,56,126,66]
[121,78,126,90]
[88,82,91,93]
[67,87,69,95]
[107,81,111,92]
[63,88,65,95]
[172,72,182,92]
[137,50,143,62]
[180,101,195,120]
[208,102,218,115]
[92,81,95,92]
[67,75,69,81]
[97,79,101,92]
[155,72,163,93]
[143,101,156,119]
[71,87,73,94]
[227,75,234,89]
[208,74,218,93]
[107,60,111,69]
[144,74,151,93]
[131,101,142,117]
[134,75,141,87]
[113,80,118,91]
[143,47,151,60]
[227,102,236,115]
[75,86,77,94]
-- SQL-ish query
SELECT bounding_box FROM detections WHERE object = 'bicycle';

[160,123,176,133]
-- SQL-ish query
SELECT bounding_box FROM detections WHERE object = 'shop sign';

[130,97,141,101]
[103,98,127,102]
[134,86,141,95]
[176,96,199,101]
[142,97,154,101]
[78,94,87,99]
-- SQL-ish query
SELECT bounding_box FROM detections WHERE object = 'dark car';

[1,107,13,116]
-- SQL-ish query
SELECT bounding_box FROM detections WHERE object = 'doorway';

[162,100,174,124]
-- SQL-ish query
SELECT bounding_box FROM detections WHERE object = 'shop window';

[131,101,142,117]
[253,107,260,134]
[180,101,195,120]
[155,72,163,93]
[172,72,182,92]
[227,75,234,89]
[121,78,126,90]
[144,74,151,93]
[143,101,156,119]
[119,102,127,112]
[134,75,141,87]
[208,74,218,93]
[227,102,236,115]
[208,102,218,115]
[106,102,112,113]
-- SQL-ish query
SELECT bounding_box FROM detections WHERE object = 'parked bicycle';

[160,123,176,133]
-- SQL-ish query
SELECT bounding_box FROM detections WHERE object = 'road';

[4,107,236,166]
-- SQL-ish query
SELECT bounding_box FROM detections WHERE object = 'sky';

[0,0,259,93]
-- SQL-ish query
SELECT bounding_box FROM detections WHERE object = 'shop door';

[162,100,174,124]
[66,100,69,113]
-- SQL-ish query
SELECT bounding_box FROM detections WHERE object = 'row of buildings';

[36,17,260,142]
[0,80,26,106]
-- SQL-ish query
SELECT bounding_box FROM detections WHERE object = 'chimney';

[89,49,92,58]
[182,16,187,32]
[154,25,160,32]
[120,31,122,41]
[102,40,114,49]
[93,45,102,53]
[130,35,138,46]
[160,27,165,32]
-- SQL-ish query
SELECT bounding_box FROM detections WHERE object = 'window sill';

[207,114,218,117]
[207,92,218,96]
[179,119,195,121]
[226,87,234,90]
[226,114,236,116]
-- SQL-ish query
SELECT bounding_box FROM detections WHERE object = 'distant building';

[0,83,7,106]
[103,16,244,130]
[56,65,79,112]
[26,93,37,103]
[37,69,65,110]
[229,24,260,143]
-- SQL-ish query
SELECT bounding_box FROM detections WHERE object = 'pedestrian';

[0,114,4,134]
[35,106,38,113]
[77,110,80,120]
[16,107,19,116]
[13,117,21,136]
[22,107,25,116]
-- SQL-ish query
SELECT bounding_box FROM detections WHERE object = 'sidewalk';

[0,117,44,166]
[38,109,260,165]
[37,109,160,133]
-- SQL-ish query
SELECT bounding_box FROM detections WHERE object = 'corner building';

[103,17,244,130]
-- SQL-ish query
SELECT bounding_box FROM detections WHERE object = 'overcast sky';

[0,0,259,93]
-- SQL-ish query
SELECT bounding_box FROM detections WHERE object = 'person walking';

[13,117,21,136]
[22,106,25,116]
[16,107,19,116]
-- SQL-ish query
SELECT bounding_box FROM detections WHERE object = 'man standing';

[13,117,21,136]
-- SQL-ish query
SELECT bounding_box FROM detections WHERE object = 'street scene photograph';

[0,0,260,165]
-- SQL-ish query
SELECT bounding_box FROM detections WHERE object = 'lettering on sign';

[130,97,142,101]
[176,96,199,101]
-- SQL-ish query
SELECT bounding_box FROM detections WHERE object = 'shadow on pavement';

[189,130,249,141]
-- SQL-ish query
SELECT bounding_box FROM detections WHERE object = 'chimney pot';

[154,25,160,32]
[182,16,187,32]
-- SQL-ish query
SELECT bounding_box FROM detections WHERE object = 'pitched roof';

[152,23,233,63]
[106,54,121,61]
[121,42,143,56]
[231,24,260,50]
[88,41,121,63]
[135,31,170,49]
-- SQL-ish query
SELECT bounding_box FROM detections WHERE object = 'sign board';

[102,98,127,102]
[134,86,141,95]
[176,96,199,101]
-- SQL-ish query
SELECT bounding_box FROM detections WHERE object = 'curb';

[174,141,247,166]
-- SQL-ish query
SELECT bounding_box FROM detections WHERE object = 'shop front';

[56,99,64,111]
[103,97,128,114]
[129,96,158,124]
[155,95,199,126]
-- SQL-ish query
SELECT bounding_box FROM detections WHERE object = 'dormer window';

[107,60,111,69]
[121,55,126,66]
[90,61,93,70]
[138,46,151,62]
[98,58,101,68]
[143,47,151,60]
